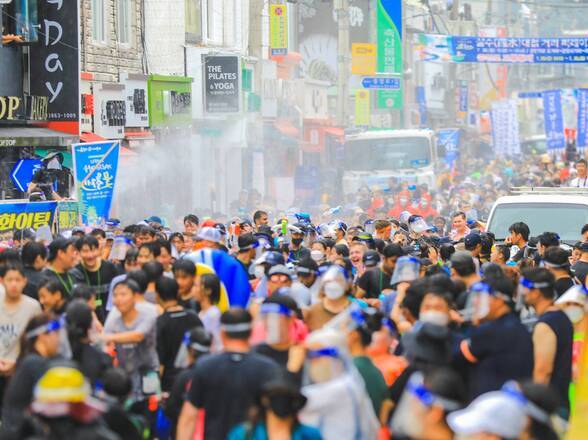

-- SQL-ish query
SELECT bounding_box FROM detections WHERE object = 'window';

[185,0,203,43]
[91,0,107,44]
[117,0,131,45]
[206,0,223,44]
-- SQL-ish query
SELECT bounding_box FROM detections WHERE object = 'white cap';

[555,285,587,307]
[447,391,527,438]
[197,227,221,243]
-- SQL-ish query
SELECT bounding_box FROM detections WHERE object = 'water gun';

[322,206,342,217]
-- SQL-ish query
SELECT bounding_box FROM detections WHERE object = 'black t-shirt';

[187,351,280,440]
[23,266,44,300]
[252,343,289,368]
[554,277,576,299]
[40,268,77,297]
[461,313,533,399]
[165,366,194,432]
[537,310,573,412]
[573,261,588,285]
[357,268,391,299]
[71,261,121,307]
[156,309,203,391]
[73,343,113,387]
[1,354,51,435]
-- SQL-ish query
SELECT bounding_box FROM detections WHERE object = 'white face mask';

[323,281,345,300]
[564,305,585,324]
[311,250,325,262]
[254,265,266,279]
[419,311,449,326]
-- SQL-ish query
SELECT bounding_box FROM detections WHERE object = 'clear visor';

[174,332,211,369]
[109,237,130,261]
[465,283,492,322]
[391,257,421,286]
[409,217,429,234]
[304,348,346,384]
[35,225,53,243]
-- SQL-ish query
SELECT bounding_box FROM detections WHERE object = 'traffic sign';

[10,159,42,192]
[361,77,401,90]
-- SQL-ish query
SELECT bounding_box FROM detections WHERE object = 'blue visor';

[519,278,551,290]
[307,347,339,360]
[260,303,293,317]
[26,319,61,339]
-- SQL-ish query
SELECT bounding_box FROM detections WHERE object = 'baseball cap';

[464,233,482,251]
[145,216,163,225]
[579,241,588,253]
[447,390,527,438]
[255,251,285,267]
[268,264,293,279]
[197,227,222,243]
[383,243,404,259]
[362,250,380,268]
[238,233,258,251]
[296,258,318,276]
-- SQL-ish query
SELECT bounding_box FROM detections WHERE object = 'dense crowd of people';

[0,154,585,439]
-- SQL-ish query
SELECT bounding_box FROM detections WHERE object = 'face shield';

[409,217,429,234]
[35,225,53,244]
[255,237,271,260]
[174,331,211,369]
[305,347,346,384]
[319,266,348,300]
[390,256,421,286]
[260,303,293,345]
[364,220,375,235]
[26,317,71,359]
[391,372,462,438]
[399,211,412,224]
[317,223,335,239]
[108,236,131,261]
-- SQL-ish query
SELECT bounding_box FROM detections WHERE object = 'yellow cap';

[34,367,90,403]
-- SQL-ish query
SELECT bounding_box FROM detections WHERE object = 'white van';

[486,188,588,244]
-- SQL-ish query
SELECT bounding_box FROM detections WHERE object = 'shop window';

[91,0,108,44]
[185,0,202,44]
[1,0,39,45]
[117,0,131,45]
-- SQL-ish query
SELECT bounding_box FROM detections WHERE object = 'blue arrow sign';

[361,77,401,90]
[10,159,42,192]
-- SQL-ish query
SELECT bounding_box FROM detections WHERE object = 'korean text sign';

[0,202,57,233]
[72,142,120,224]
[542,90,565,151]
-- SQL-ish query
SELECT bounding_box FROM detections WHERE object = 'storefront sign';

[0,95,49,122]
[204,56,241,114]
[57,201,80,231]
[377,0,403,109]
[0,201,57,233]
[270,5,288,56]
[94,84,126,139]
[29,0,80,133]
[121,73,149,128]
[73,141,120,224]
[355,90,370,127]
[352,43,376,75]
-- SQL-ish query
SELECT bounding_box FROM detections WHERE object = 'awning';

[80,132,106,143]
[273,119,300,139]
[0,127,77,148]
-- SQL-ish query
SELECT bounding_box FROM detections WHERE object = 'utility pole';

[335,0,350,127]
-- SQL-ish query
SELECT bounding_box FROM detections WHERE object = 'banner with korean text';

[0,202,57,234]
[72,141,120,225]
[542,90,565,151]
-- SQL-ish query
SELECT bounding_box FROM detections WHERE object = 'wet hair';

[494,244,511,263]
[156,239,172,256]
[113,278,141,294]
[452,211,466,221]
[169,232,184,243]
[136,225,156,237]
[582,224,588,236]
[220,308,252,340]
[70,284,96,302]
[143,261,164,284]
[102,368,132,401]
[90,228,106,239]
[156,276,179,302]
[201,273,221,305]
[75,235,99,251]
[356,309,383,347]
[18,313,53,362]
[0,249,22,268]
[538,232,560,249]
[125,270,149,293]
[124,248,139,266]
[508,222,530,242]
[439,243,455,263]
[0,262,26,278]
[401,279,428,320]
[139,242,160,258]
[172,259,196,277]
[38,278,65,298]
[21,242,47,267]
[333,244,349,258]
[183,214,199,225]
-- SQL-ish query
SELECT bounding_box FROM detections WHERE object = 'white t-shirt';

[0,293,41,361]
[300,373,379,440]
[569,176,588,188]
[199,306,222,352]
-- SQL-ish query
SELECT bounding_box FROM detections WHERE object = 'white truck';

[486,188,588,245]
[340,129,439,194]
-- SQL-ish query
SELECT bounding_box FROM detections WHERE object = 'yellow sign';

[270,5,288,56]
[352,43,377,75]
[355,90,370,127]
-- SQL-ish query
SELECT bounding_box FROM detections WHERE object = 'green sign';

[148,75,193,128]
[377,0,403,109]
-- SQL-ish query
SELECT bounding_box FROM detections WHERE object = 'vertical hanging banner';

[491,99,520,157]
[577,89,588,152]
[543,90,566,151]
[416,86,427,127]
[72,142,120,225]
[355,90,370,127]
[377,0,403,109]
[352,43,377,75]
[29,0,80,135]
[270,5,288,56]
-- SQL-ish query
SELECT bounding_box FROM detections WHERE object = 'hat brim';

[447,407,487,435]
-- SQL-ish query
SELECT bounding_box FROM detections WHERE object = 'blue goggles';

[260,303,293,317]
[519,278,551,290]
[406,377,462,411]
[26,319,62,339]
[307,347,339,360]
